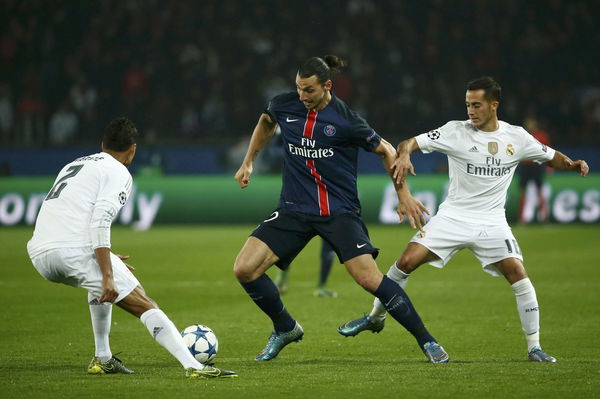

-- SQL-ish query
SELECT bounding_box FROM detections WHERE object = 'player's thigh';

[409,214,469,269]
[29,248,80,287]
[344,253,383,292]
[244,209,315,272]
[314,213,378,264]
[234,236,281,281]
[81,251,141,303]
[30,248,140,303]
[470,223,524,277]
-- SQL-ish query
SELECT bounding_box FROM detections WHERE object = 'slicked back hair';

[466,76,501,102]
[298,55,347,84]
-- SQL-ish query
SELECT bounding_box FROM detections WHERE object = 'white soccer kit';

[412,120,555,275]
[27,152,139,302]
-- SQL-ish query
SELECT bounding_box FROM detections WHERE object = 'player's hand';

[99,277,118,303]
[391,154,416,186]
[115,253,135,271]
[397,194,430,230]
[234,163,253,188]
[566,159,589,177]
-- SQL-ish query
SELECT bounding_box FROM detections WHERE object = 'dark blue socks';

[240,274,296,333]
[374,275,435,347]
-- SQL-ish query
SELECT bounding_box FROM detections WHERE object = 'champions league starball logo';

[119,191,127,205]
[427,130,440,140]
[323,125,336,136]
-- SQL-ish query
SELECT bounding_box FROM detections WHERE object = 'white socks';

[369,262,411,321]
[88,293,113,362]
[140,308,204,370]
[511,278,541,351]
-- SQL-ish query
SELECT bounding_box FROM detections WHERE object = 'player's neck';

[313,92,332,112]
[479,117,499,132]
[104,150,128,166]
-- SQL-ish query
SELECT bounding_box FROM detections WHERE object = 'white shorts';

[29,247,140,303]
[410,214,523,277]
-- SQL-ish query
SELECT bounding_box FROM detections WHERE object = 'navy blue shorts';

[250,209,379,269]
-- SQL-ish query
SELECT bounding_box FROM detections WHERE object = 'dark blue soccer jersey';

[264,92,381,216]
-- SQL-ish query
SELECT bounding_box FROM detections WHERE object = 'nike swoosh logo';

[356,243,367,248]
[385,294,398,307]
[286,117,299,122]
[264,211,279,222]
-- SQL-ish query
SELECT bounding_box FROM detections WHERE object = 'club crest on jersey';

[323,125,336,136]
[488,142,498,155]
[119,191,127,205]
[506,144,515,156]
[427,130,440,140]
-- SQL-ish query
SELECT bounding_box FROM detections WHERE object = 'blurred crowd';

[1,0,599,148]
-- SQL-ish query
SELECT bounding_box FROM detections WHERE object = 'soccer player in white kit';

[27,117,237,378]
[338,77,589,362]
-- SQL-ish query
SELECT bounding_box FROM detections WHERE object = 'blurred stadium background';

[1,0,598,226]
[2,3,599,398]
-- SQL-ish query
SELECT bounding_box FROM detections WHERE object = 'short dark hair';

[466,76,501,102]
[298,55,347,84]
[103,117,138,151]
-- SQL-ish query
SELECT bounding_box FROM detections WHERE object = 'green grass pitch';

[1,224,599,398]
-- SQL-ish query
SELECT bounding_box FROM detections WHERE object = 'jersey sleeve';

[518,128,556,163]
[264,92,292,123]
[347,112,381,152]
[89,166,132,249]
[414,121,459,154]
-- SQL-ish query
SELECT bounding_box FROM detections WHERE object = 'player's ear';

[324,79,332,91]
[491,100,499,111]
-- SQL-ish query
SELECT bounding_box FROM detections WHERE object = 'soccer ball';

[180,324,219,363]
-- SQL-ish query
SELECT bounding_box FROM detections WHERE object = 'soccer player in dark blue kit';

[233,55,449,363]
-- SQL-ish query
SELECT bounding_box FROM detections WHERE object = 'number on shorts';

[45,164,84,201]
[504,239,522,255]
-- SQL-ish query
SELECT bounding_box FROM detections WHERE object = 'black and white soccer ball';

[181,324,219,363]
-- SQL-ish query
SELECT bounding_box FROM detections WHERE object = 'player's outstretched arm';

[374,139,429,230]
[234,113,278,188]
[545,151,589,177]
[392,137,420,186]
[95,247,119,303]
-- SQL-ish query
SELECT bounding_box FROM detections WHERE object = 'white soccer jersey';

[415,120,555,223]
[27,152,132,257]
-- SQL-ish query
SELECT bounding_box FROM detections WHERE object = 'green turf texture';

[1,224,598,398]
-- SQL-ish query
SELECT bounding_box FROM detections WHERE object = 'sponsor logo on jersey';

[541,144,547,153]
[488,142,498,155]
[427,130,440,140]
[506,144,515,156]
[468,146,479,152]
[323,124,336,136]
[288,144,335,158]
[466,163,511,176]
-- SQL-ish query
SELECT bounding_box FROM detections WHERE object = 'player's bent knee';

[397,253,418,273]
[233,259,257,282]
[118,287,158,317]
[353,273,381,293]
